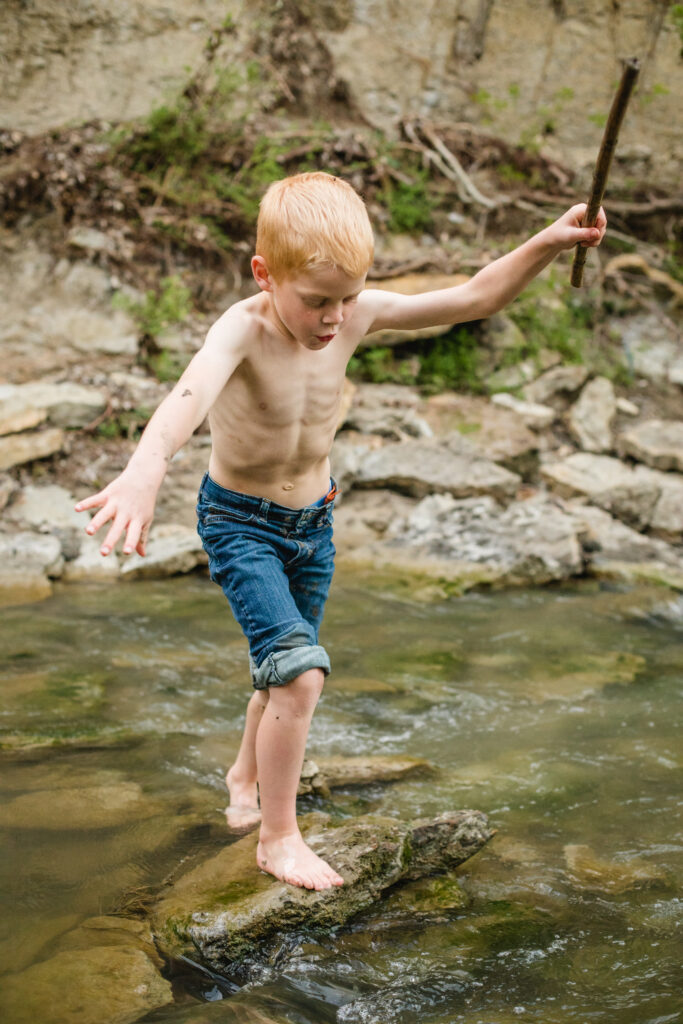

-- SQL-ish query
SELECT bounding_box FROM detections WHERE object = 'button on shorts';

[196,473,336,690]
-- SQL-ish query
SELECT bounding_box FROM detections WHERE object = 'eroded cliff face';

[1,0,680,184]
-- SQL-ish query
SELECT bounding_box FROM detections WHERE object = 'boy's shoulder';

[205,294,267,350]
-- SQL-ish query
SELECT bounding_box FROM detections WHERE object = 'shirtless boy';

[76,172,605,892]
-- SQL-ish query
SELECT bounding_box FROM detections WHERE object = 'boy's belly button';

[282,482,294,491]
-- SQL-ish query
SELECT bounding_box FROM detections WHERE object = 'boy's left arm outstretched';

[359,203,606,334]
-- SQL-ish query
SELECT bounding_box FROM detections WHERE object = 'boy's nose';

[322,305,343,324]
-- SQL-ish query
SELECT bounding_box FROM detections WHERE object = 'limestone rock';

[0,531,63,607]
[0,427,66,470]
[565,501,683,589]
[0,947,172,1024]
[491,391,556,430]
[542,453,683,537]
[151,809,493,972]
[298,755,434,796]
[617,314,683,387]
[0,388,47,435]
[67,225,116,254]
[0,781,164,830]
[616,397,639,417]
[342,382,432,439]
[618,419,683,472]
[11,380,108,427]
[329,432,383,500]
[383,492,583,587]
[522,364,589,405]
[568,376,616,452]
[62,534,121,581]
[420,393,539,474]
[120,524,208,578]
[564,844,671,895]
[355,434,520,502]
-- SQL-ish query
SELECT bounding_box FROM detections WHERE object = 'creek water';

[1,571,681,1024]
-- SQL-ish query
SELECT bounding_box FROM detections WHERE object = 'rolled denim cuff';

[251,644,331,690]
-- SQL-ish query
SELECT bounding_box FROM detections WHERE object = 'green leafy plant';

[113,275,192,340]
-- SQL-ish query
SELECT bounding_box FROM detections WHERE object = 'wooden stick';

[571,57,640,288]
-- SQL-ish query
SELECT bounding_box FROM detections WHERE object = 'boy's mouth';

[315,333,336,343]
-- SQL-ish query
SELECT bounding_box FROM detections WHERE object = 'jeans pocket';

[200,503,254,525]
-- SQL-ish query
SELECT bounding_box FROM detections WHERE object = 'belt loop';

[259,498,270,522]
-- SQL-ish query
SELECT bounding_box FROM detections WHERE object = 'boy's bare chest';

[224,346,348,428]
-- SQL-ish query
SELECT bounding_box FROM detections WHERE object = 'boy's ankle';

[226,765,256,786]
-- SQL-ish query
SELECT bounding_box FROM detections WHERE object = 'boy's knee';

[251,623,331,690]
[271,668,324,713]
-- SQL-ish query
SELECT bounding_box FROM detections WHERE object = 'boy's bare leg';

[225,689,269,828]
[255,668,344,891]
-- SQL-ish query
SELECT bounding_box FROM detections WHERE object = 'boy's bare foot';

[257,832,345,890]
[225,767,261,829]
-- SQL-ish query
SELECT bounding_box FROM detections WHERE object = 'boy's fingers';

[100,516,127,556]
[122,520,143,556]
[75,492,106,512]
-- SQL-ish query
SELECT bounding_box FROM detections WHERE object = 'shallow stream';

[1,572,681,1023]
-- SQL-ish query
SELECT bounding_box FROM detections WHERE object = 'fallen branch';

[571,57,640,287]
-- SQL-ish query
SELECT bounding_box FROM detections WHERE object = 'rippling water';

[1,572,681,1023]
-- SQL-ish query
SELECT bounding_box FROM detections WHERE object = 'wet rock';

[522,364,589,405]
[342,382,432,439]
[0,781,164,830]
[298,755,434,796]
[564,844,672,894]
[420,393,539,475]
[379,493,583,588]
[522,650,646,702]
[53,914,164,969]
[568,376,616,453]
[62,533,121,580]
[618,418,683,472]
[491,391,556,430]
[151,809,493,972]
[0,531,63,607]
[541,453,683,536]
[120,524,208,578]
[356,873,468,930]
[0,426,66,470]
[0,947,172,1024]
[355,434,520,501]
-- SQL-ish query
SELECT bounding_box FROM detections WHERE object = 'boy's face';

[253,259,366,351]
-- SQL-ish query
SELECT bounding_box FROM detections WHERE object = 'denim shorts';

[196,473,336,690]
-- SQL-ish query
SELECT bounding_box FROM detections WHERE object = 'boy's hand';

[75,469,158,557]
[550,203,607,251]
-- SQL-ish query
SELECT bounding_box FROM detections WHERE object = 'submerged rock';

[564,844,672,894]
[0,781,164,830]
[151,809,493,972]
[0,946,172,1024]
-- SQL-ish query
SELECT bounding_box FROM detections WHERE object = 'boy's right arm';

[75,314,248,557]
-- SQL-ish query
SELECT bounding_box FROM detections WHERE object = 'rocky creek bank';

[1,251,681,605]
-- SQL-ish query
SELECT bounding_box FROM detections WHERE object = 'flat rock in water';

[618,418,683,472]
[299,754,434,795]
[355,434,520,501]
[0,531,63,607]
[0,947,172,1024]
[521,651,646,702]
[564,844,672,894]
[151,809,493,972]
[0,782,164,830]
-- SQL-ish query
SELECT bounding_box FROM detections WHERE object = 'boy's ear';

[251,255,274,292]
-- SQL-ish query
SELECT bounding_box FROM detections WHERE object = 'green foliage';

[146,349,193,383]
[95,406,154,440]
[125,99,211,173]
[378,171,436,234]
[113,275,192,339]
[347,327,484,393]
[673,5,683,54]
[508,281,592,366]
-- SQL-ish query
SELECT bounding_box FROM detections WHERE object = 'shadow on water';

[0,571,681,1023]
